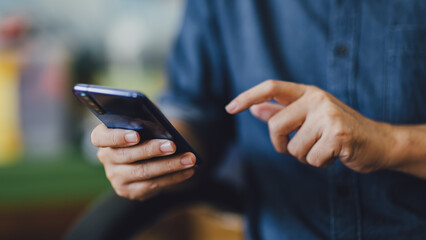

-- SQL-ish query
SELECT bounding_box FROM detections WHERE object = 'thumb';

[249,102,284,122]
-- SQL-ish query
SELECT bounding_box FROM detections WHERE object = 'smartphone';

[73,84,201,166]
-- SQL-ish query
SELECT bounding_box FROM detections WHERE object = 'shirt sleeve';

[158,0,235,147]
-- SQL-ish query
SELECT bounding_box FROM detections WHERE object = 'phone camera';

[79,92,104,114]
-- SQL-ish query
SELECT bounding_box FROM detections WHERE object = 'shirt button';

[335,45,348,56]
[336,185,349,198]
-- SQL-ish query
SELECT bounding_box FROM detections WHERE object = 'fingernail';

[225,101,239,113]
[125,132,138,143]
[181,156,194,166]
[160,141,174,153]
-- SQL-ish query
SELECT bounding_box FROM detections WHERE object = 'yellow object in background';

[0,50,21,164]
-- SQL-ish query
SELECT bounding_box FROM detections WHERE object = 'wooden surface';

[136,204,243,240]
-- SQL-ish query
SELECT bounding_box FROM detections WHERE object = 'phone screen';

[87,92,172,140]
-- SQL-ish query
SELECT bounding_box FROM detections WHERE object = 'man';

[91,0,426,239]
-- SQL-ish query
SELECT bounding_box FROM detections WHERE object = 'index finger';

[91,124,140,147]
[225,80,307,114]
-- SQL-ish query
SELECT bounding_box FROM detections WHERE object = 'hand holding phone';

[74,84,199,201]
[91,124,196,200]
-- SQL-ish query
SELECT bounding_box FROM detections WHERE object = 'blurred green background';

[0,0,184,239]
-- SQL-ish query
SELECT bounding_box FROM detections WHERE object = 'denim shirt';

[161,0,426,239]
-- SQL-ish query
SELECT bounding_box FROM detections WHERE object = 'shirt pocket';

[385,25,426,124]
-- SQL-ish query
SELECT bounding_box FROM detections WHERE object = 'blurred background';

[0,0,242,239]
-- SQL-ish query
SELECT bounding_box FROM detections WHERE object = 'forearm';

[389,124,426,179]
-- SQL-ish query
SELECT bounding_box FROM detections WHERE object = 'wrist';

[370,122,403,171]
[384,124,426,179]
[384,125,406,170]
[385,125,420,173]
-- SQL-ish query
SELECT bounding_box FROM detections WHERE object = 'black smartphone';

[73,84,201,166]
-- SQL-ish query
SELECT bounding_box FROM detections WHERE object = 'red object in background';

[0,15,29,45]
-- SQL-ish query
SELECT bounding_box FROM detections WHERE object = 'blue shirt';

[160,0,426,239]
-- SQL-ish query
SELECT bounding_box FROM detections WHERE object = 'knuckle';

[136,183,152,200]
[310,159,323,168]
[268,116,281,133]
[126,195,138,201]
[147,141,159,157]
[264,80,278,94]
[112,131,122,146]
[275,145,287,154]
[105,168,115,181]
[331,122,348,138]
[324,105,341,119]
[116,148,131,163]
[125,192,140,201]
[310,89,328,103]
[271,137,286,154]
[306,85,329,97]
[140,140,159,159]
[115,189,127,199]
[340,147,354,162]
[166,159,175,173]
[305,154,315,165]
[287,141,301,158]
[127,192,141,201]
[268,120,286,154]
[305,151,321,167]
[307,85,321,93]
[114,183,129,199]
[134,164,151,180]
[305,154,323,167]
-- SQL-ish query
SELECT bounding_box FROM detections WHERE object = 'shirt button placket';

[327,0,362,240]
[335,45,348,57]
